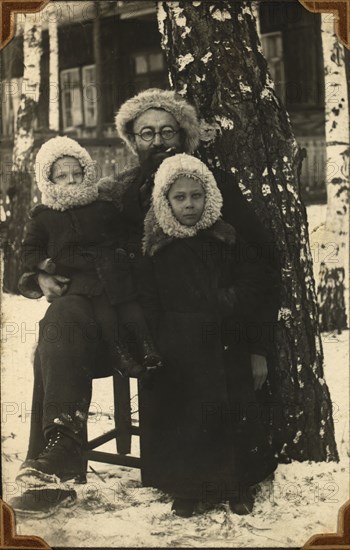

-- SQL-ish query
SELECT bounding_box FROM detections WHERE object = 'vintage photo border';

[0,0,349,548]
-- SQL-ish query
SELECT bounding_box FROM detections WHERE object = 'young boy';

[140,153,279,517]
[18,135,160,483]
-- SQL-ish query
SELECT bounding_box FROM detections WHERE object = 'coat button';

[129,252,135,259]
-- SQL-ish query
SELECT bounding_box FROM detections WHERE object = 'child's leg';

[116,299,158,360]
[90,293,145,378]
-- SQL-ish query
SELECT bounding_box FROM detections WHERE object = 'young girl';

[140,153,279,517]
[18,136,160,482]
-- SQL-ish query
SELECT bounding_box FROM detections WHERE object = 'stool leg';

[77,422,88,483]
[26,348,46,460]
[113,374,132,455]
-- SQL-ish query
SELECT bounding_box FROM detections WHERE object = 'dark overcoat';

[139,215,278,501]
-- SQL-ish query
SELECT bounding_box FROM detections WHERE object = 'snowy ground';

[1,205,349,547]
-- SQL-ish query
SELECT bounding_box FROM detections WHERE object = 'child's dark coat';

[139,215,279,500]
[20,200,137,305]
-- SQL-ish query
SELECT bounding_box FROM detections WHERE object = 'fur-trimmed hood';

[35,136,98,211]
[143,206,236,257]
[151,153,223,239]
[115,88,200,154]
[142,154,233,255]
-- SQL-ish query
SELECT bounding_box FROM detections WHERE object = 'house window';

[61,68,83,130]
[60,65,97,130]
[82,65,97,127]
[134,52,164,75]
[260,32,286,104]
[134,55,148,74]
[132,51,167,94]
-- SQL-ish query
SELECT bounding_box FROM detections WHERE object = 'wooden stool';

[83,374,141,469]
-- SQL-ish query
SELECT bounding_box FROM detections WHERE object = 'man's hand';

[251,354,268,391]
[37,273,70,302]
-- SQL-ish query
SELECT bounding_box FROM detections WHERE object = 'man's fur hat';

[150,153,223,239]
[115,88,200,154]
[35,136,98,211]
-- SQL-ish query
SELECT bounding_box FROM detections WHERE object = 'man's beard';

[139,145,183,175]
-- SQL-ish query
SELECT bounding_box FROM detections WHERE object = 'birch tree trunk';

[3,15,42,293]
[157,0,338,462]
[48,6,59,132]
[316,15,349,332]
[93,0,102,138]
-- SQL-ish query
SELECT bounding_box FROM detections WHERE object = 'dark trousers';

[26,293,118,459]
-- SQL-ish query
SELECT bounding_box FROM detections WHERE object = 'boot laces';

[38,432,66,458]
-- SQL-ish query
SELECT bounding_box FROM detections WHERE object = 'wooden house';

[0,0,329,217]
[259,0,327,202]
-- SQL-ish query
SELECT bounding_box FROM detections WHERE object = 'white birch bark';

[314,14,349,329]
[48,6,59,132]
[322,14,349,254]
[12,13,42,172]
[5,14,42,292]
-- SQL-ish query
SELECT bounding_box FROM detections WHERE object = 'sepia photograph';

[0,0,349,547]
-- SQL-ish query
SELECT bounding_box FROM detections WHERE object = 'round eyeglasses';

[132,126,180,142]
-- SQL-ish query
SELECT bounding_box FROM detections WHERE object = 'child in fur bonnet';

[18,136,161,474]
[140,153,278,518]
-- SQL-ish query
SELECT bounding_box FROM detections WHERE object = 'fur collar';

[41,182,98,211]
[97,164,140,208]
[143,206,236,256]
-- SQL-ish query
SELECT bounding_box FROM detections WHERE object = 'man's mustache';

[140,146,179,177]
[149,146,177,155]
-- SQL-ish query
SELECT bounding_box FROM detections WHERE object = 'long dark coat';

[139,216,278,501]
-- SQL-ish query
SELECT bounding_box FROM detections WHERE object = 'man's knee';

[42,295,93,325]
[39,296,98,346]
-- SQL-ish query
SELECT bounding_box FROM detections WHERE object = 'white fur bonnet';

[152,153,223,238]
[35,136,98,211]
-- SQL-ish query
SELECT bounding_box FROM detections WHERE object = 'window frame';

[60,64,97,131]
[260,31,286,105]
[81,64,98,128]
